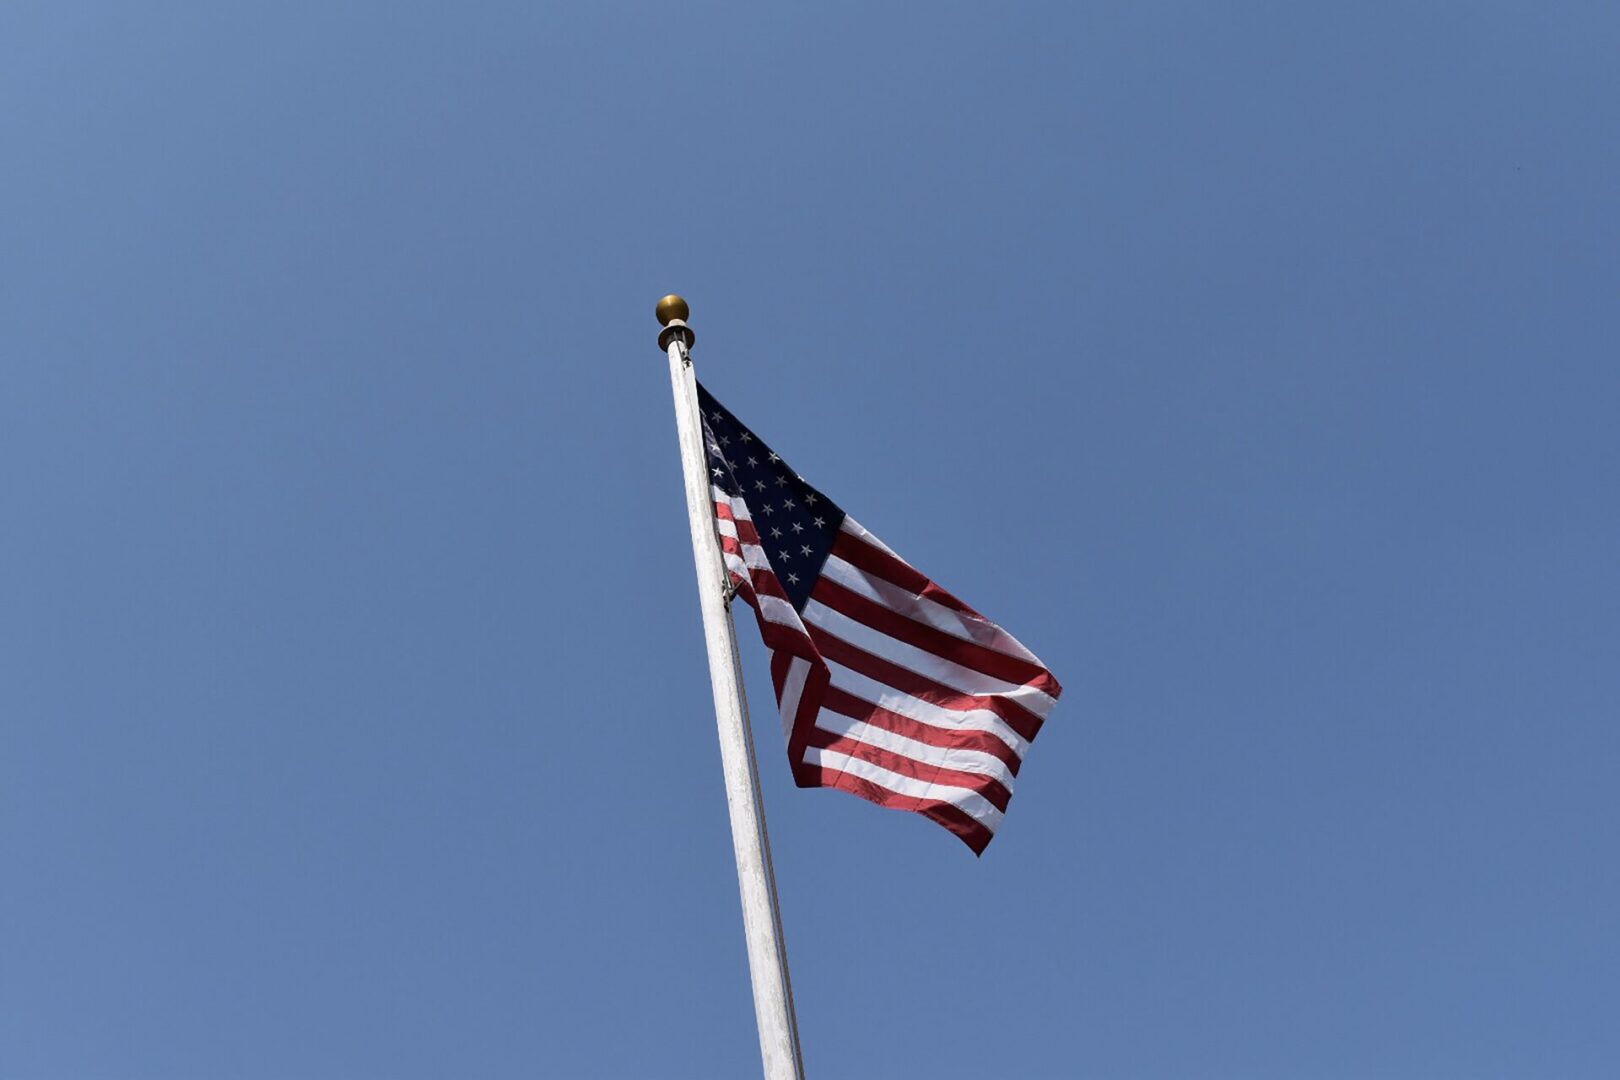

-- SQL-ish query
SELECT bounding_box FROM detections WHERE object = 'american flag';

[699,383,1062,854]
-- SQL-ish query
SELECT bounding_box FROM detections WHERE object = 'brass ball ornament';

[655,294,690,326]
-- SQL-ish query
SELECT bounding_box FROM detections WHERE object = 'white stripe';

[712,486,753,521]
[728,535,787,585]
[824,659,1029,757]
[804,602,1058,719]
[820,554,1043,665]
[812,709,1016,792]
[803,747,1003,831]
[840,515,896,556]
[736,540,772,573]
[778,657,810,739]
[754,592,799,629]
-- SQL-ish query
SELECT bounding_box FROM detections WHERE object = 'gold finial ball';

[655,294,690,326]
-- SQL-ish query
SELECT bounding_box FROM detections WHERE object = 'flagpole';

[657,295,806,1080]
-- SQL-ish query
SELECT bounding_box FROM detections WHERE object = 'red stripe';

[821,686,1022,775]
[753,573,791,605]
[714,499,768,549]
[805,727,1012,812]
[813,577,1060,695]
[801,766,994,855]
[749,606,816,660]
[806,625,1045,742]
[791,659,828,767]
[719,530,765,562]
[831,531,978,616]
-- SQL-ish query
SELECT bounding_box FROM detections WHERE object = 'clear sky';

[3,4,1617,1078]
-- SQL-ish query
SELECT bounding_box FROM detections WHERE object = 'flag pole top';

[656,294,690,325]
[656,294,695,351]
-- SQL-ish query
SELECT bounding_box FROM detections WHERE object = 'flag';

[699,383,1062,854]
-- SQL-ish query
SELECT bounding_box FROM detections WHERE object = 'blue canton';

[698,382,846,612]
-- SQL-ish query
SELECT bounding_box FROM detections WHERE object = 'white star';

[754,480,766,491]
[746,456,758,467]
[805,493,817,505]
[791,522,804,533]
[813,516,825,527]
[711,466,722,477]
[761,503,773,515]
[777,549,791,560]
[740,432,753,443]
[774,475,787,487]
[770,527,783,539]
[787,572,800,584]
[711,410,724,421]
[768,451,780,463]
[719,434,730,446]
[800,545,812,556]
[783,497,795,509]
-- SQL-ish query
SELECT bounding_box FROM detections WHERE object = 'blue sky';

[3,4,1617,1078]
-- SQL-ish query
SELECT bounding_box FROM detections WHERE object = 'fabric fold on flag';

[698,382,1062,855]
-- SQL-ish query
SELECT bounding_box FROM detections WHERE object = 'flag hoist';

[657,295,806,1080]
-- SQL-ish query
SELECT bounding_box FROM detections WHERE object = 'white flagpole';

[656,295,806,1080]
